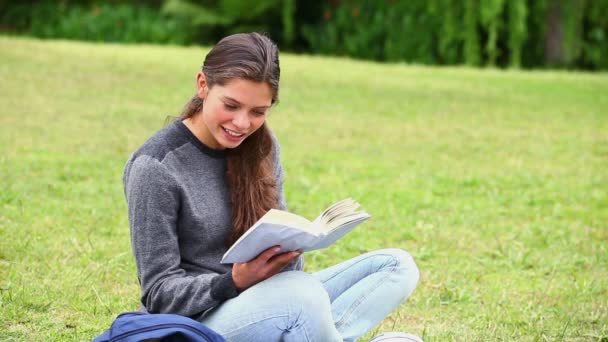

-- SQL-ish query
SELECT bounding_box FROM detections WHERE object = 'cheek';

[204,103,231,124]
[251,116,266,129]
[215,111,234,124]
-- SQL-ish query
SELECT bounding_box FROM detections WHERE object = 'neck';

[182,116,224,150]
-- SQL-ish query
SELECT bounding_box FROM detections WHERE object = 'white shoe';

[368,332,424,342]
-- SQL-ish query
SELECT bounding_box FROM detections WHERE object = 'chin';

[217,136,246,149]
[223,142,243,149]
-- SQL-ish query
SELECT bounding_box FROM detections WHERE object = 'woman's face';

[190,73,273,150]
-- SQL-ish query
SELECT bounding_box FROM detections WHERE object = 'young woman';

[123,32,420,342]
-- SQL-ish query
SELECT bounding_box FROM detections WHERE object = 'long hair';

[180,33,281,245]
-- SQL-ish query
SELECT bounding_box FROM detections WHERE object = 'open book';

[221,198,371,264]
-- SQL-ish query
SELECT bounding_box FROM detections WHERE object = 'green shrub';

[1,0,606,70]
[2,2,192,45]
[302,0,608,70]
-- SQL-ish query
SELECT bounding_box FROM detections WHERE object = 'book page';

[221,223,321,263]
[228,209,315,252]
[221,201,370,263]
[309,215,370,250]
[318,198,358,223]
[260,209,315,231]
[326,212,371,231]
[313,198,368,232]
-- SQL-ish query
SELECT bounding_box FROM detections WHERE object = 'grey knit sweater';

[122,120,303,319]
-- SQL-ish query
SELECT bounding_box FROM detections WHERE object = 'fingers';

[257,246,282,263]
[233,249,301,291]
[268,251,301,271]
[271,251,301,263]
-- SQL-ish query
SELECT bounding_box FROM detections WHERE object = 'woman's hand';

[232,246,301,291]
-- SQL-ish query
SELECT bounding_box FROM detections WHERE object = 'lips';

[222,127,245,137]
[221,126,247,142]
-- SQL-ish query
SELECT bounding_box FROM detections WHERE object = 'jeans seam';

[333,255,401,329]
[287,299,311,342]
[296,311,313,342]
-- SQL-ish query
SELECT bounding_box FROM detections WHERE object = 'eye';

[252,110,266,117]
[224,103,238,111]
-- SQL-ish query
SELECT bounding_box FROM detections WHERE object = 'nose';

[232,111,251,131]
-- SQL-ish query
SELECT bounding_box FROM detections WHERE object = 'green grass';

[0,35,606,341]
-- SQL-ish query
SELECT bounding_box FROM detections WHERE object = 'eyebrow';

[221,96,271,109]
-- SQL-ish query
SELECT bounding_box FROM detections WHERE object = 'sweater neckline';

[174,120,227,159]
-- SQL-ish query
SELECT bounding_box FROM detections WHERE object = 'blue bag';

[93,312,225,342]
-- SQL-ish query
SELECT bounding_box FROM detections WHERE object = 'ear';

[196,72,209,100]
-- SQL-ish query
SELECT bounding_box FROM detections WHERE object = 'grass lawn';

[0,35,607,341]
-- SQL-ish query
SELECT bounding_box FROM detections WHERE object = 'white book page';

[321,198,357,223]
[222,201,370,263]
[260,209,315,232]
[221,223,321,264]
[326,212,371,231]
[313,198,367,232]
[309,216,370,250]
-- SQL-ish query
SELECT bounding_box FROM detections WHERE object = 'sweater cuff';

[210,272,239,301]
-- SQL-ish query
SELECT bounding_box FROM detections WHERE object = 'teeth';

[223,127,244,137]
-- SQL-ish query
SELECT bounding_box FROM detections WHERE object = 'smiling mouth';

[222,127,245,137]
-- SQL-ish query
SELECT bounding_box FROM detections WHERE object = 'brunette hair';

[180,32,280,245]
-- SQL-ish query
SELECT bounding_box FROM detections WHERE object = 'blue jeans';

[200,248,419,342]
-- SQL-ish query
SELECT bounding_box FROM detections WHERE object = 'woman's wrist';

[210,271,240,300]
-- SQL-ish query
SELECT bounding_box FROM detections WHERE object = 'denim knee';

[272,271,337,336]
[380,248,420,299]
[278,271,332,312]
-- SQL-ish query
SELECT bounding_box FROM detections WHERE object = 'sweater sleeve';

[123,155,238,317]
[270,134,304,272]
